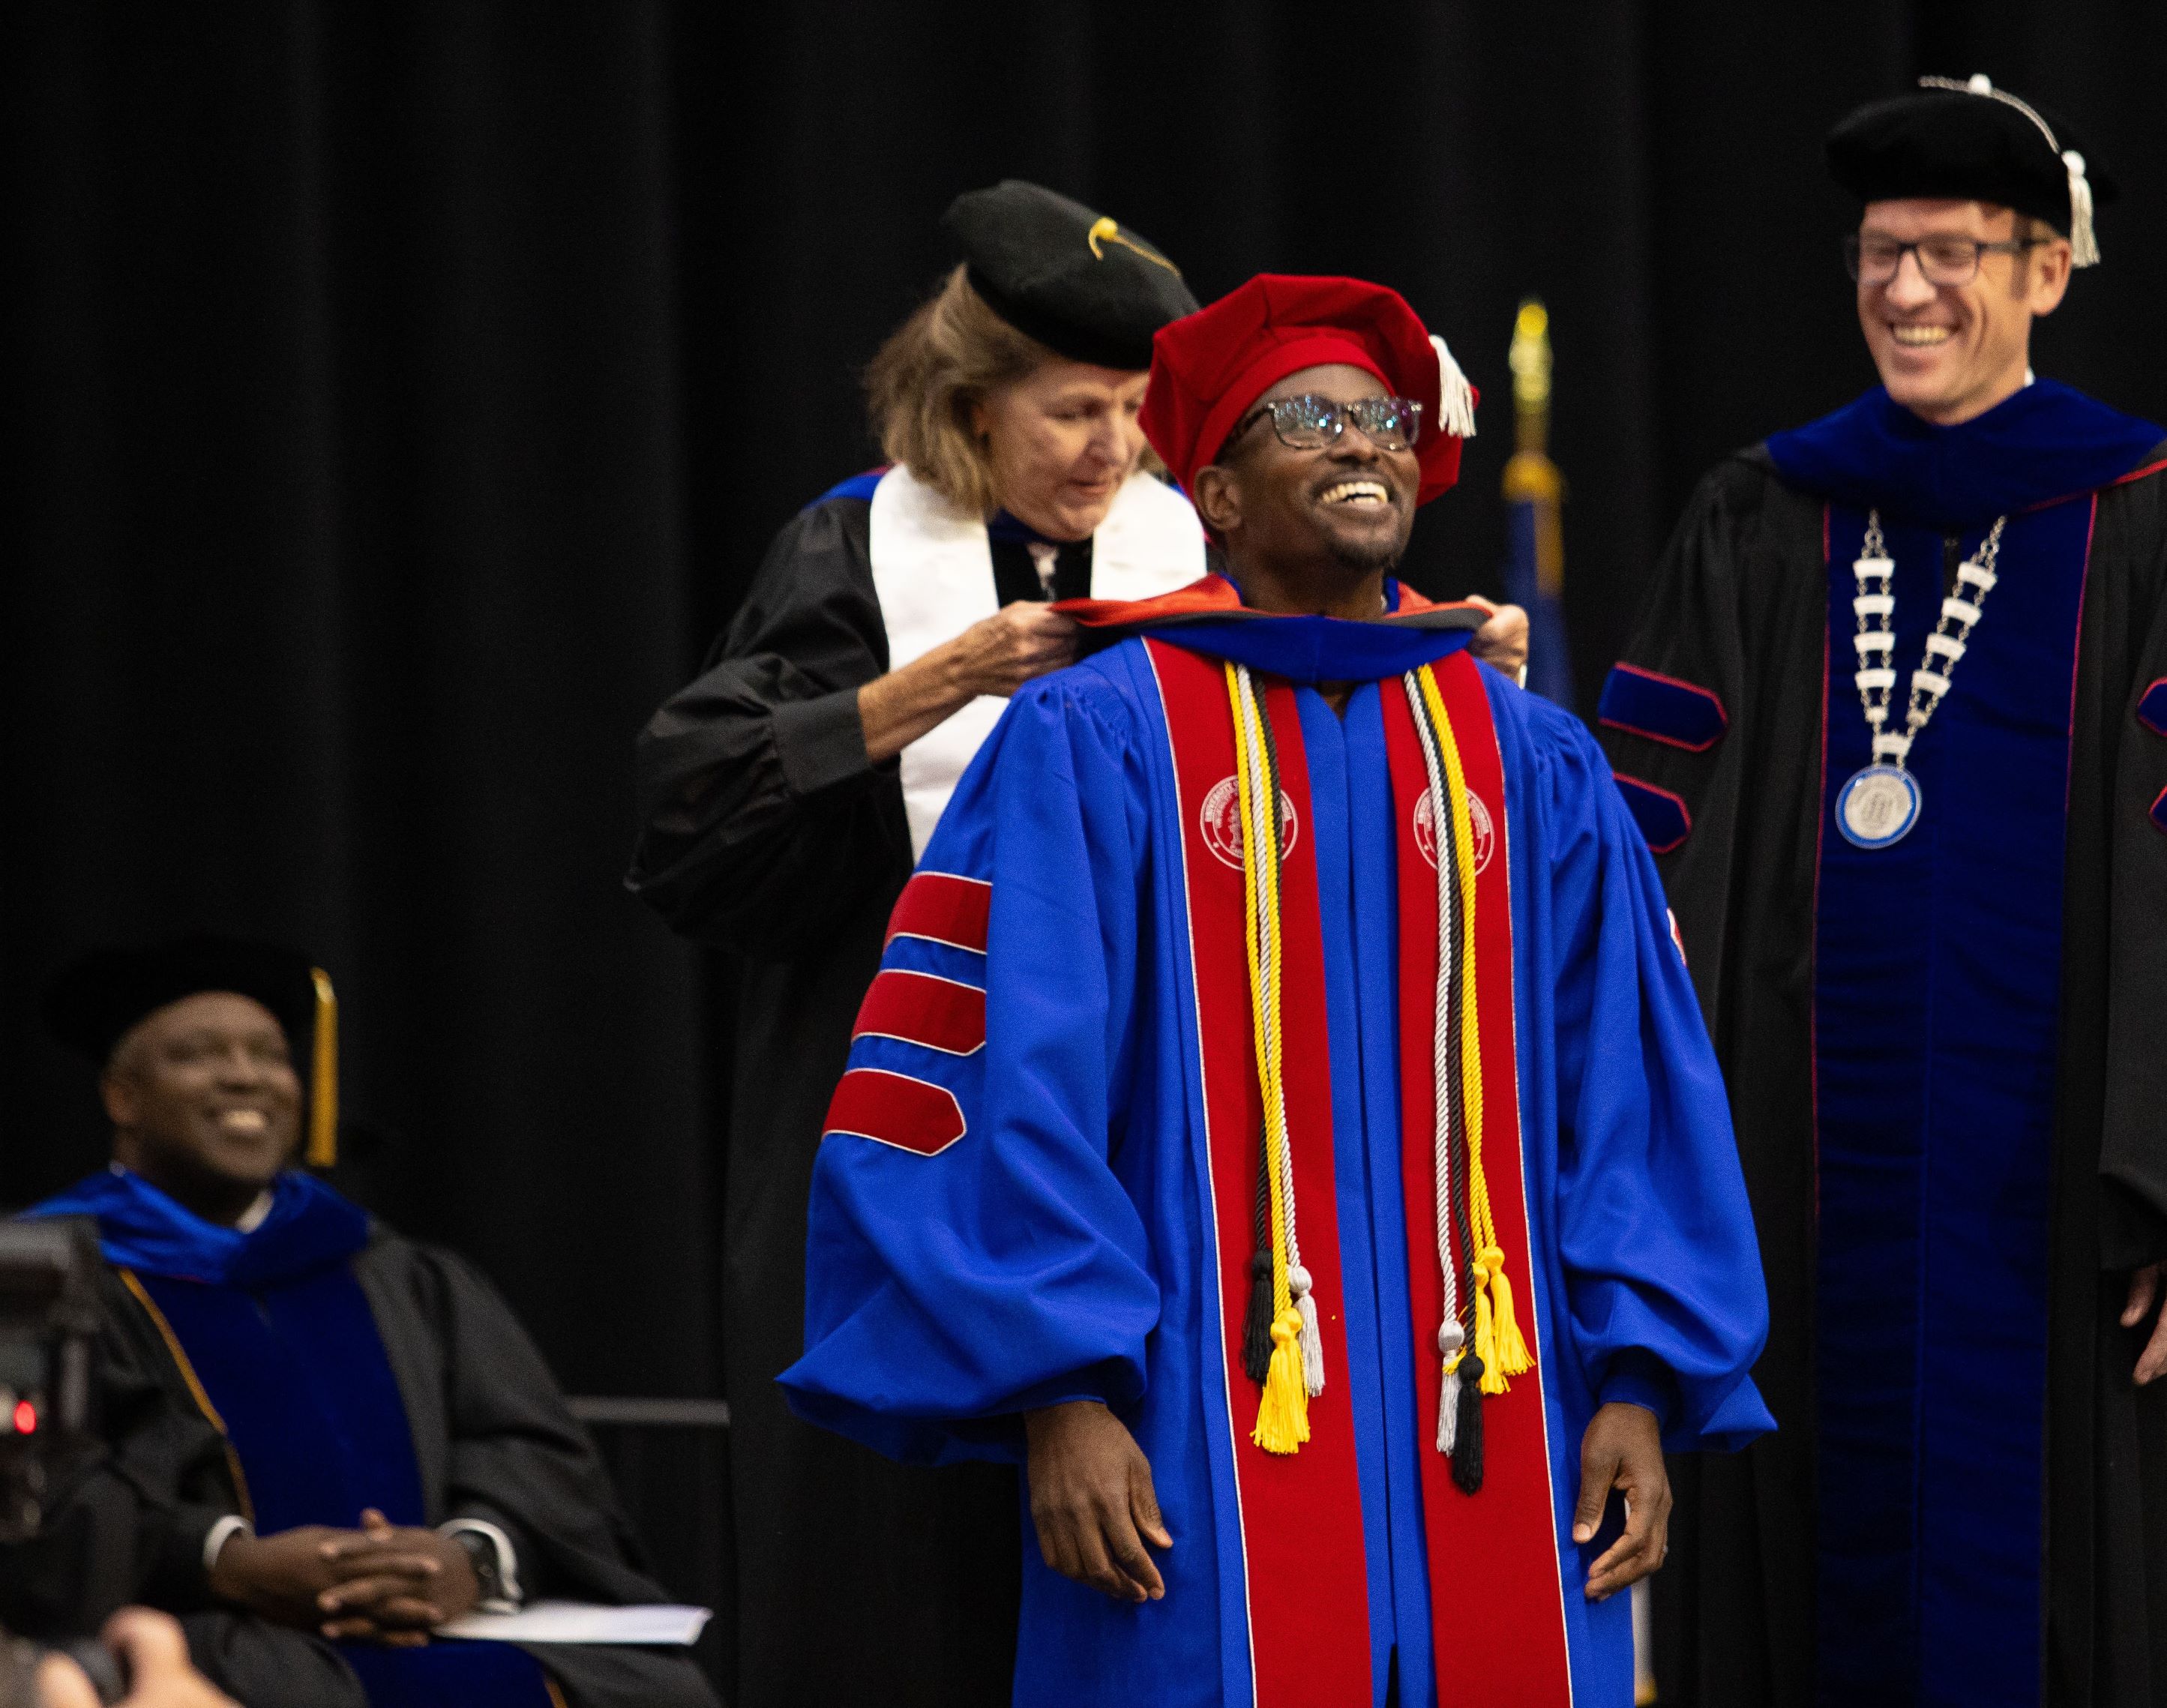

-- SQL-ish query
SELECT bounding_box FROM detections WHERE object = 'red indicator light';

[11,1401,34,1435]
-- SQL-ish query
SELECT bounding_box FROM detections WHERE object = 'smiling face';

[103,990,301,1218]
[1857,198,2071,425]
[971,359,1152,541]
[1190,363,1419,607]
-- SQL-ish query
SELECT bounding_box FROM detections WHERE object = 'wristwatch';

[450,1527,504,1603]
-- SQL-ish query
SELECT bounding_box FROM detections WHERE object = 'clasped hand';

[209,1508,481,1646]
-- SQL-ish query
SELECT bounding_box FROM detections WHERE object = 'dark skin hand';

[210,1511,478,1646]
[1573,1402,1670,1601]
[1024,1401,1172,1603]
[208,1527,411,1633]
[316,1509,481,1642]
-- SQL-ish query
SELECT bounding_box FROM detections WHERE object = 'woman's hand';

[1464,595,1530,680]
[860,604,1080,764]
[1024,1400,1171,1603]
[943,604,1081,700]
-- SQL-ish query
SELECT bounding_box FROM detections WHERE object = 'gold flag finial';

[306,968,338,1168]
[1503,298,1564,599]
[1509,298,1553,421]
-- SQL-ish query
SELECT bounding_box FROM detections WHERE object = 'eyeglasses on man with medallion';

[1843,232,2049,287]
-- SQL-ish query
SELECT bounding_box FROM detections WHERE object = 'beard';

[1325,529,1406,575]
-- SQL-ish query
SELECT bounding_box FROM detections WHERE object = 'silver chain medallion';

[1836,510,2005,850]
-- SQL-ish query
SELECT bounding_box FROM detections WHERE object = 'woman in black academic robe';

[628,182,1206,1708]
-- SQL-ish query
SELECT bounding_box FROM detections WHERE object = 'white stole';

[868,464,1205,858]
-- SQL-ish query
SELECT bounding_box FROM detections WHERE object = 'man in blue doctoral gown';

[1599,78,2167,1708]
[7,936,717,1708]
[784,274,1773,1707]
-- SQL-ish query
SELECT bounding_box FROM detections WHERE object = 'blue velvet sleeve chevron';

[1597,664,1728,752]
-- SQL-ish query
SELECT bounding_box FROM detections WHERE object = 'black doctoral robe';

[1598,393,2167,1707]
[627,487,1098,1708]
[0,1218,716,1708]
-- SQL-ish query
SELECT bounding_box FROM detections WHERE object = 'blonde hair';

[865,266,1164,517]
[865,267,1055,517]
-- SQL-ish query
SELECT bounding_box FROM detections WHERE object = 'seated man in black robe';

[2,936,718,1708]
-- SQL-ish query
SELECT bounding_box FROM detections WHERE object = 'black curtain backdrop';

[4,0,2164,1613]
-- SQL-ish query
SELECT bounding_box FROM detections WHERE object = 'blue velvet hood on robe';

[24,1166,370,1287]
[1765,379,2165,532]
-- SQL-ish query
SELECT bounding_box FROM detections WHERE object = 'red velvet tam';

[1140,273,1476,507]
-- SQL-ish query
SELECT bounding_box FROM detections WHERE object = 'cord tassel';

[2065,150,2100,267]
[306,968,339,1168]
[1473,1269,1503,1394]
[1436,1322,1467,1454]
[1291,1266,1325,1399]
[1451,1353,1486,1494]
[1429,334,1479,439]
[1241,1250,1275,1384]
[1252,1307,1311,1455]
[1486,1255,1533,1379]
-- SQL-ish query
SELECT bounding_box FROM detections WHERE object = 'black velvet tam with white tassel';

[1827,76,2113,265]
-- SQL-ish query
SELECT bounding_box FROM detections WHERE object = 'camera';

[0,1218,121,1705]
[0,1220,101,1548]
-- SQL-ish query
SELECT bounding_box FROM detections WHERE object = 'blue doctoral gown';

[784,600,1773,1707]
[28,1167,555,1708]
[1770,383,2164,1705]
[1598,377,2167,1707]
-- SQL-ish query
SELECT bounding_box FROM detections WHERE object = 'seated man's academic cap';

[943,180,1199,372]
[43,933,341,1165]
[1828,74,2113,265]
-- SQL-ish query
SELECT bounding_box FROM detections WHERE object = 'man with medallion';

[1599,76,2167,1707]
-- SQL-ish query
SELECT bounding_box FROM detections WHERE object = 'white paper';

[436,1600,712,1646]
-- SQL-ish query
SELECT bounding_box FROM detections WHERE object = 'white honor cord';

[1402,670,1465,1453]
[1851,509,2007,764]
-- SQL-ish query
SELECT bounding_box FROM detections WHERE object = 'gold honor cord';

[307,967,338,1168]
[1416,665,1530,1394]
[119,1268,256,1524]
[1225,664,1309,1454]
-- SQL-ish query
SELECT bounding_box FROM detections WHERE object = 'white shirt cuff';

[202,1515,252,1575]
[439,1518,523,1611]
